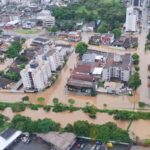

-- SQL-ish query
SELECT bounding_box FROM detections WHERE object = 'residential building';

[46,49,61,71]
[102,53,132,82]
[113,36,138,49]
[20,58,52,92]
[125,6,137,32]
[31,37,51,46]
[37,10,55,27]
[68,31,81,42]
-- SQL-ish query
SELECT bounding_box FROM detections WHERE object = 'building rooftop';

[38,132,76,150]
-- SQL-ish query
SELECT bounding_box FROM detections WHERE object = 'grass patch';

[14,28,42,35]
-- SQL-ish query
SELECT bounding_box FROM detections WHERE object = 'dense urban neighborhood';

[0,0,150,150]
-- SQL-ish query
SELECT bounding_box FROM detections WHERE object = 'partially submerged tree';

[128,72,141,91]
[75,42,88,57]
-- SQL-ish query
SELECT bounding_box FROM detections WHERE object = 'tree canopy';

[75,42,88,56]
[6,41,22,58]
[128,72,141,91]
[52,0,125,31]
[132,53,139,65]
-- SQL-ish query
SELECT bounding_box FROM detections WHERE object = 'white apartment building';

[20,58,52,92]
[37,10,55,27]
[125,6,137,32]
[46,49,61,71]
[102,54,132,82]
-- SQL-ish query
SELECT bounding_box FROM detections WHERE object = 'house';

[88,33,114,46]
[82,21,96,32]
[113,36,138,49]
[68,31,81,42]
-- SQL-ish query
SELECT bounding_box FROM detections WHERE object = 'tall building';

[102,53,132,82]
[20,58,52,92]
[125,6,137,32]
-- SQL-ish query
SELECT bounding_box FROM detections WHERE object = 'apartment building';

[102,53,132,82]
[37,10,55,27]
[125,6,137,32]
[46,49,61,71]
[20,58,52,92]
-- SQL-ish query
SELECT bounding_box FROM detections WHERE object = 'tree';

[53,98,59,104]
[112,28,121,38]
[0,29,3,34]
[73,121,90,137]
[128,72,141,91]
[132,53,139,65]
[68,99,75,106]
[147,32,150,41]
[22,96,29,101]
[97,22,109,33]
[47,26,58,33]
[75,42,88,56]
[6,41,22,58]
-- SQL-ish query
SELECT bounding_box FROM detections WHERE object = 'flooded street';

[0,10,150,142]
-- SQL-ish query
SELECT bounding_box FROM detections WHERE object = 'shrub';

[22,96,29,101]
[0,103,7,110]
[135,66,140,72]
[43,106,51,112]
[29,104,39,110]
[37,97,45,102]
[138,102,146,108]
[11,103,26,112]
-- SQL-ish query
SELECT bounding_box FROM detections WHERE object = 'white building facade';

[125,6,137,32]
[20,58,52,92]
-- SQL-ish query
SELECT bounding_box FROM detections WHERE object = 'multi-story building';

[37,10,55,27]
[102,53,132,82]
[46,49,61,71]
[125,6,137,32]
[20,58,52,92]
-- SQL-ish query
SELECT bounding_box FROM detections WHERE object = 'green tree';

[68,99,75,106]
[112,28,121,38]
[128,72,141,91]
[47,26,58,33]
[22,96,29,101]
[75,42,88,56]
[132,53,139,65]
[6,41,22,58]
[73,121,90,137]
[97,22,109,33]
[0,29,3,34]
[147,32,150,41]
[35,118,60,133]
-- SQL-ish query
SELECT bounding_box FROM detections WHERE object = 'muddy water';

[1,107,150,140]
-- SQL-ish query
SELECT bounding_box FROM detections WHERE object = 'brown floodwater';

[0,30,150,140]
[1,107,150,140]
